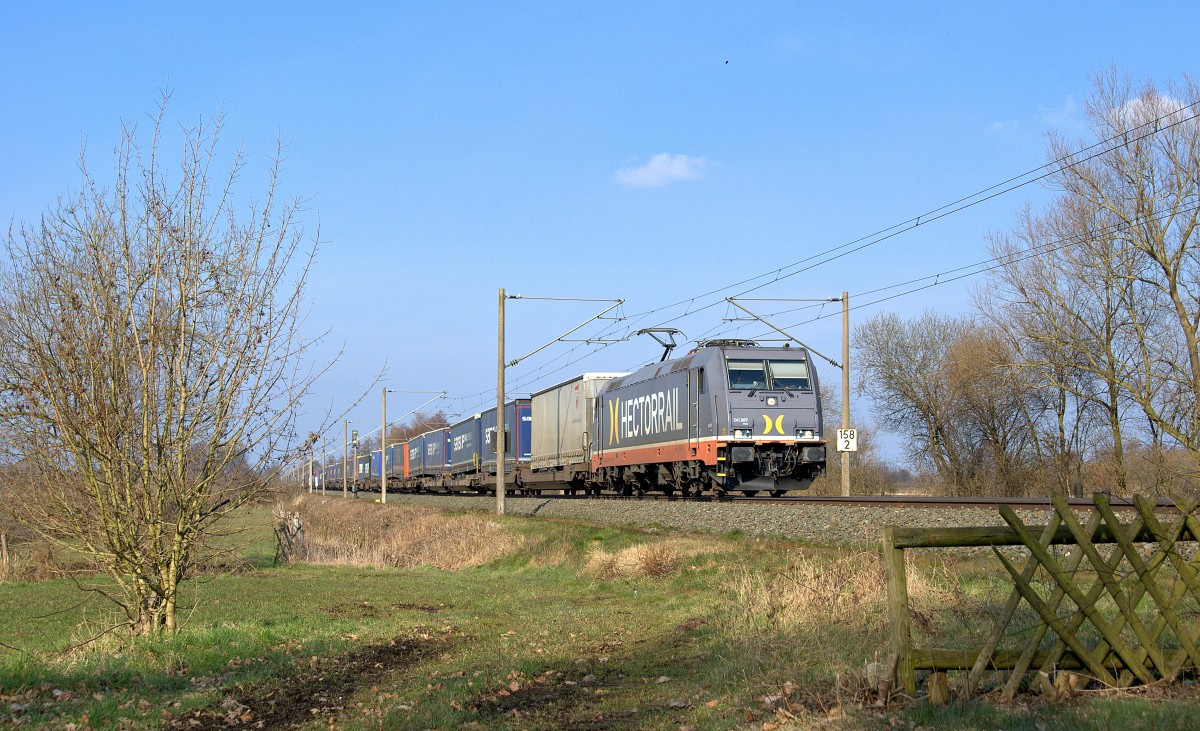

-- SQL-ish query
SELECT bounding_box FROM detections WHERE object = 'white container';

[530,372,628,473]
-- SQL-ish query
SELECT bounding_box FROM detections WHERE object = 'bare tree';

[393,411,450,443]
[980,197,1137,492]
[856,311,1052,494]
[943,325,1046,495]
[854,310,978,485]
[983,70,1200,487]
[1059,73,1200,465]
[0,98,332,634]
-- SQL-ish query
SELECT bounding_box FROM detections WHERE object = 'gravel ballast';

[333,492,1064,547]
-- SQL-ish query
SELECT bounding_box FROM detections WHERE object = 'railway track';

[728,493,1178,510]
[326,489,1184,545]
[361,488,1179,511]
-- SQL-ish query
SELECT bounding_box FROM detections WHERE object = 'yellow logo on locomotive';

[762,414,785,435]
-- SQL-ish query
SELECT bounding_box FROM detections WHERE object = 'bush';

[288,495,525,570]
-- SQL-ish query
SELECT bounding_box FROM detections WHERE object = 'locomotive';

[321,339,826,497]
[592,340,826,496]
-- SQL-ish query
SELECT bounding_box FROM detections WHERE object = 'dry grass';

[289,495,525,570]
[0,538,88,584]
[719,549,959,637]
[710,548,966,695]
[586,542,679,580]
[583,537,718,580]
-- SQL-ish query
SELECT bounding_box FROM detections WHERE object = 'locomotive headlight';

[795,428,814,440]
[734,429,753,439]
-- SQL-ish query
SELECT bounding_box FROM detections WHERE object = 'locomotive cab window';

[768,359,811,391]
[728,358,811,391]
[727,359,768,390]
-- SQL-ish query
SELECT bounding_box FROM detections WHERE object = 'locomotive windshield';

[768,359,810,390]
[727,358,811,391]
[727,359,768,390]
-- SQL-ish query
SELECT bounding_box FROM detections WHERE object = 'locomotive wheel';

[771,490,786,497]
[634,475,649,497]
[743,490,758,497]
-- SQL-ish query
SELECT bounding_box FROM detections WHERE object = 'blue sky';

[3,2,1196,457]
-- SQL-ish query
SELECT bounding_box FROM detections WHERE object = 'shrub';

[288,495,525,570]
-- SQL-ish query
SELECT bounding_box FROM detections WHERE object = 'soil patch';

[324,600,445,619]
[169,632,445,730]
[466,625,711,730]
[674,617,707,633]
[468,670,651,731]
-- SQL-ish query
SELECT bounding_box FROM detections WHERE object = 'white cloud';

[614,153,707,187]
[1040,91,1195,135]
[987,120,1018,135]
[1115,93,1190,129]
[1039,95,1081,128]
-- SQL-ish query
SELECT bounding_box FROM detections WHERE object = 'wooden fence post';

[884,526,915,696]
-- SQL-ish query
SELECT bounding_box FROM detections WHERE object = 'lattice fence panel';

[885,494,1200,700]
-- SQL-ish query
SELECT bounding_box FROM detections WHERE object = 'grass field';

[2,493,1199,730]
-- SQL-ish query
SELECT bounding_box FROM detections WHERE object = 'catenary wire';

[386,99,1200,426]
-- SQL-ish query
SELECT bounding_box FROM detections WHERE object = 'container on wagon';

[530,373,628,477]
[479,399,531,475]
[449,414,483,475]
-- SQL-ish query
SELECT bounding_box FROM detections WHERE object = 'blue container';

[449,414,483,474]
[480,399,532,474]
[406,434,426,477]
[417,428,449,476]
[386,443,404,478]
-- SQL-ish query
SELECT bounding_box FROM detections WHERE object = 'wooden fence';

[886,494,1200,701]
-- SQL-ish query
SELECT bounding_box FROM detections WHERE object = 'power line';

[396,98,1200,415]
[739,199,1200,338]
[613,98,1200,330]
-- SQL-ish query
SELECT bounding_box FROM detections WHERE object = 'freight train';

[319,339,827,497]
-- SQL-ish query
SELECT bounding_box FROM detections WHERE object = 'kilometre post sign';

[837,428,857,452]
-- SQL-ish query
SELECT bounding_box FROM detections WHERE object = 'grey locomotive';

[591,340,826,496]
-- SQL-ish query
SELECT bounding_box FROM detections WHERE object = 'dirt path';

[169,633,441,730]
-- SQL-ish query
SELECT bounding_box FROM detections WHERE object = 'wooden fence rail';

[886,493,1199,701]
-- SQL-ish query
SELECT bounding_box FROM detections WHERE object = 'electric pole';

[841,291,851,496]
[381,386,388,504]
[496,288,506,516]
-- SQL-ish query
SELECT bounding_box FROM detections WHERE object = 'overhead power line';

[427,98,1200,412]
